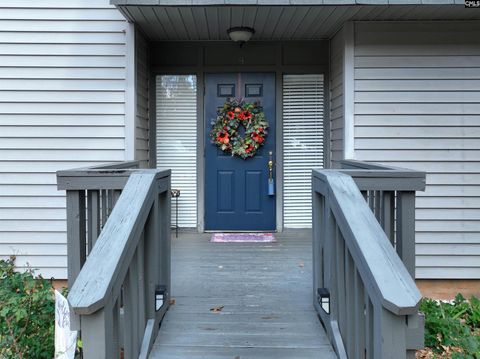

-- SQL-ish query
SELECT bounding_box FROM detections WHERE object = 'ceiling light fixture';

[227,27,255,47]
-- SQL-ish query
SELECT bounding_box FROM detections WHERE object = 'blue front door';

[205,73,276,231]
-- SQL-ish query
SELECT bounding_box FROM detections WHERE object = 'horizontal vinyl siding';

[0,0,128,279]
[354,21,480,279]
[330,28,344,168]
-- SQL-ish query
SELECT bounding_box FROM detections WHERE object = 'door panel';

[205,73,276,231]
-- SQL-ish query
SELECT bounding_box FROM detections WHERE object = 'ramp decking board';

[149,230,336,359]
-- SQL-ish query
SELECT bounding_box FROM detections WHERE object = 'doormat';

[210,233,276,243]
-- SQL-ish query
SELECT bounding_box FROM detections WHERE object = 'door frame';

[203,71,278,232]
[149,41,330,232]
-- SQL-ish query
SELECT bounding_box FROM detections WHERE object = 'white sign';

[54,290,78,359]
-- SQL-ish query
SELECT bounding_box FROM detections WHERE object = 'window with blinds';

[283,74,325,228]
[156,75,197,227]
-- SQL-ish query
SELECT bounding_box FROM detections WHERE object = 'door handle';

[268,151,275,196]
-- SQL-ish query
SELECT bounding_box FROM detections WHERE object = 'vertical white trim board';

[343,22,355,160]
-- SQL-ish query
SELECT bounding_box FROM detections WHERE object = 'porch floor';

[149,230,336,359]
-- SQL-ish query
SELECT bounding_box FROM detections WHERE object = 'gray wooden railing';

[313,161,426,359]
[57,162,171,359]
[339,160,426,278]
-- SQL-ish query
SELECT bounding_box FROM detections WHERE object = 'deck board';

[149,230,337,359]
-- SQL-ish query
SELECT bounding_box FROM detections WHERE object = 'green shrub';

[0,256,55,358]
[420,294,480,358]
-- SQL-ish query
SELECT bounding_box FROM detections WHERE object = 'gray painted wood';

[149,231,336,359]
[87,190,101,252]
[68,170,170,314]
[66,190,86,286]
[312,169,423,358]
[64,164,171,358]
[113,4,480,41]
[397,191,417,278]
[339,160,426,277]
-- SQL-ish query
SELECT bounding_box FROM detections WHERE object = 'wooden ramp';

[149,230,337,359]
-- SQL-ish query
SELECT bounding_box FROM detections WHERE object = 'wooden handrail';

[57,162,171,359]
[69,170,170,315]
[314,171,420,313]
[339,160,426,278]
[313,168,424,358]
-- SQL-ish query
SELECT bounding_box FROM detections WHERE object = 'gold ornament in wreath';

[210,99,269,159]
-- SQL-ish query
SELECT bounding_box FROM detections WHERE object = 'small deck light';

[317,288,330,315]
[227,27,255,46]
[155,285,167,311]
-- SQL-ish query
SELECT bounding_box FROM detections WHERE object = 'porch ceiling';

[112,3,480,40]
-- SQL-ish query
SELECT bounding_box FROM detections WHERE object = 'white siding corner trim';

[156,75,197,227]
[283,74,325,228]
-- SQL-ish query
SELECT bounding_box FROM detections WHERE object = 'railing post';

[159,181,171,306]
[80,303,117,359]
[397,191,416,278]
[380,308,408,359]
[312,191,323,297]
[66,190,86,286]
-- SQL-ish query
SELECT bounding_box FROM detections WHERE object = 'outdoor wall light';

[317,288,330,315]
[227,27,255,46]
[155,285,167,311]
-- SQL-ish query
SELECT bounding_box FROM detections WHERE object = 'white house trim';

[343,22,355,160]
[125,22,136,161]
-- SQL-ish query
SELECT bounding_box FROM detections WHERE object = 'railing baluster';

[137,233,146,347]
[312,192,324,293]
[397,191,416,278]
[336,227,346,335]
[144,197,160,321]
[113,189,122,206]
[123,269,134,359]
[323,201,335,292]
[365,295,373,359]
[159,188,172,297]
[107,189,114,218]
[112,299,120,358]
[66,190,86,286]
[345,250,355,358]
[374,190,381,221]
[381,191,395,245]
[354,270,366,359]
[87,190,101,252]
[373,303,383,358]
[101,189,107,228]
[129,249,140,356]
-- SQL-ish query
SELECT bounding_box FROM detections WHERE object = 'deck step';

[149,231,337,359]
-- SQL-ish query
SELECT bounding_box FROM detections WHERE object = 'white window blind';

[283,74,325,228]
[156,75,197,227]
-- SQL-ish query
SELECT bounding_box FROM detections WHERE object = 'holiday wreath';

[210,99,269,159]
